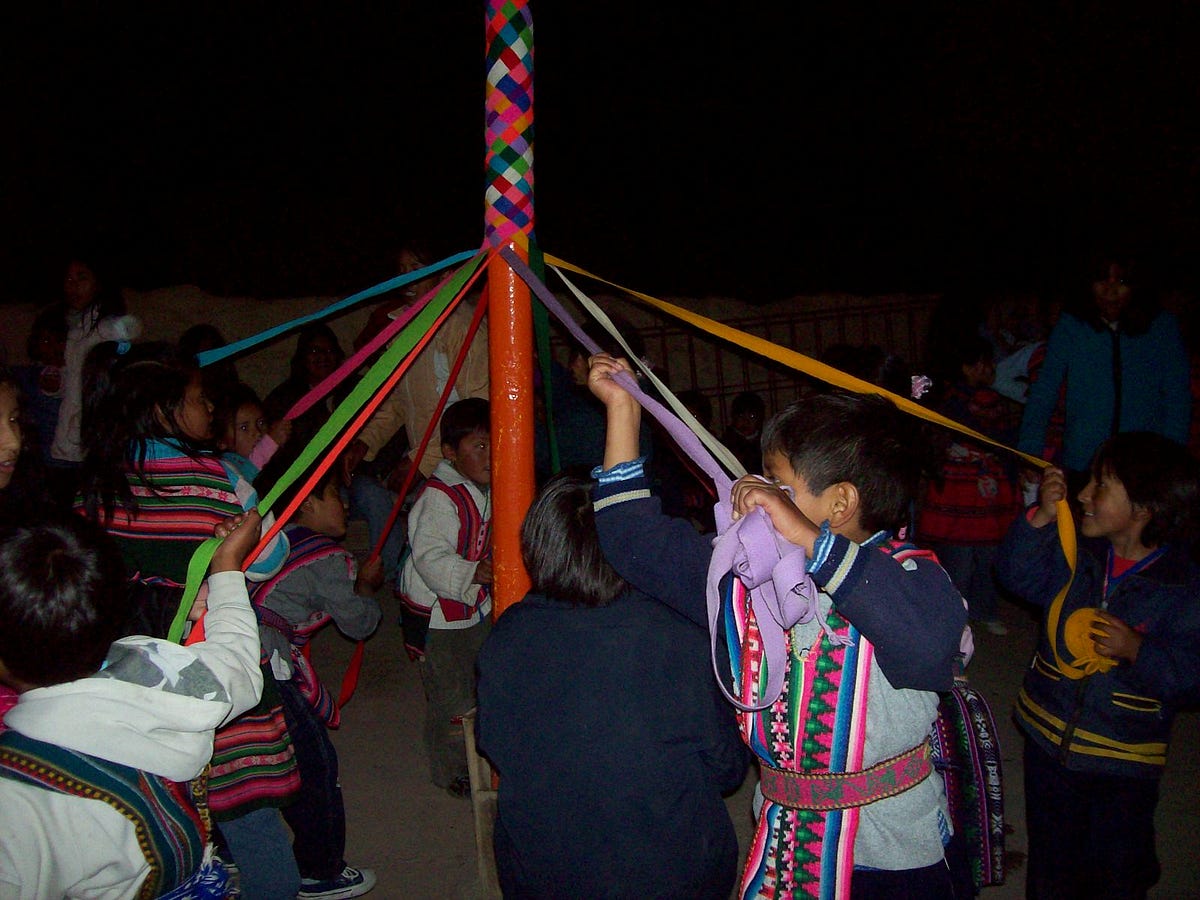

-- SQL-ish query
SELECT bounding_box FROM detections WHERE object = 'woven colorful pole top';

[485,0,534,247]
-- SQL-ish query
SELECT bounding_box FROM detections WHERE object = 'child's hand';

[730,474,820,554]
[269,418,292,447]
[586,353,637,408]
[187,583,210,622]
[1092,611,1143,664]
[342,439,370,485]
[473,558,494,585]
[589,352,643,469]
[355,556,386,595]
[1030,466,1067,528]
[210,510,264,573]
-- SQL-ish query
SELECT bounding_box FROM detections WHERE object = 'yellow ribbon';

[544,254,1094,678]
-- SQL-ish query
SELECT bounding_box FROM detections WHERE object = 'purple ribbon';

[504,249,828,710]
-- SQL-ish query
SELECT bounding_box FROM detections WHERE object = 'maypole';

[485,0,535,616]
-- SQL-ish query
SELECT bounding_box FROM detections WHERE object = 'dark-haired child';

[721,389,766,474]
[396,397,492,796]
[77,342,288,587]
[214,381,290,480]
[75,341,299,899]
[0,511,264,899]
[587,355,967,899]
[49,258,142,475]
[0,369,51,530]
[918,335,1022,635]
[251,448,383,899]
[534,315,654,481]
[13,307,66,472]
[996,432,1200,898]
[476,473,748,898]
[0,369,52,724]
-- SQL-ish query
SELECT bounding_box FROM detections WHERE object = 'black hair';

[26,305,68,361]
[440,397,490,450]
[287,323,345,384]
[762,391,927,535]
[1090,432,1200,549]
[0,518,131,687]
[212,382,263,447]
[730,391,766,419]
[0,369,51,521]
[59,255,127,333]
[820,343,911,398]
[178,323,239,408]
[677,389,713,430]
[78,341,211,524]
[1068,250,1160,336]
[253,437,339,516]
[521,473,628,607]
[949,334,994,371]
[177,323,227,359]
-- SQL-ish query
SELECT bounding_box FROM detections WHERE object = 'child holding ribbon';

[587,353,967,899]
[996,431,1200,899]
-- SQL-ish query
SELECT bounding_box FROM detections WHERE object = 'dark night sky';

[3,3,1199,305]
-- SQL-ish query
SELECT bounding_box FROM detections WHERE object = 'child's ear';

[827,482,860,531]
[442,441,457,463]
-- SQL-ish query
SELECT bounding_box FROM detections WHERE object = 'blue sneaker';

[297,865,377,899]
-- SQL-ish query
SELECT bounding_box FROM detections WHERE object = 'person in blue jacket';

[1017,254,1190,496]
[996,431,1200,899]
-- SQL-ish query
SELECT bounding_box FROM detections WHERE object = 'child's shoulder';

[282,524,347,559]
[878,538,938,564]
[420,471,490,513]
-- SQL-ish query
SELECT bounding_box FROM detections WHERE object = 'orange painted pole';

[487,254,535,615]
[485,0,535,616]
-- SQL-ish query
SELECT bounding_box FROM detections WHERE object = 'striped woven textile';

[207,665,300,819]
[726,575,871,900]
[0,730,208,899]
[83,441,247,587]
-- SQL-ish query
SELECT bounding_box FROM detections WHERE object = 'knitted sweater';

[85,438,288,588]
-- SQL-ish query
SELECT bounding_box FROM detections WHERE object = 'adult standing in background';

[47,256,142,508]
[262,323,347,454]
[341,245,489,581]
[344,245,489,483]
[1017,253,1190,496]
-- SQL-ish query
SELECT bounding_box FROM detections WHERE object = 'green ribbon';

[166,251,487,644]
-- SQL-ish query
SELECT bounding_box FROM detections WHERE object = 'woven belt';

[759,738,934,811]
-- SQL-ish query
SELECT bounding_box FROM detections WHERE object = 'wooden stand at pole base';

[461,707,501,898]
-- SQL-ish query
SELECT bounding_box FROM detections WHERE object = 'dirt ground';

[314,550,1200,900]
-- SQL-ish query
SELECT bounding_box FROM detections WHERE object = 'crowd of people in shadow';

[1,244,1197,898]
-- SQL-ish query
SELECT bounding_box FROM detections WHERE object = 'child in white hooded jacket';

[0,512,264,900]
